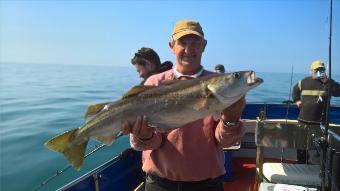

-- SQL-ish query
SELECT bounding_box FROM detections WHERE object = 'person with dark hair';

[214,64,225,73]
[131,47,173,84]
[131,47,161,84]
[123,19,245,191]
[292,60,340,163]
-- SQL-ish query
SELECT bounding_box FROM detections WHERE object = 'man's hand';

[221,96,246,122]
[296,100,302,108]
[121,116,154,140]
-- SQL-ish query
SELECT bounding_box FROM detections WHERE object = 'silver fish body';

[45,71,263,170]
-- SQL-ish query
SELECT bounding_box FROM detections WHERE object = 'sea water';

[0,63,339,191]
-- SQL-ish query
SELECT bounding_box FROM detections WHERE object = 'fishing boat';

[33,0,339,190]
[43,103,339,191]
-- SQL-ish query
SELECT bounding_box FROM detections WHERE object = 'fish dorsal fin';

[160,80,179,85]
[122,85,155,99]
[85,103,109,122]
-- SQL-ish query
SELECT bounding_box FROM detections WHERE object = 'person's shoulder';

[145,69,174,85]
[301,76,312,82]
[330,78,340,85]
[329,78,339,82]
[153,69,174,80]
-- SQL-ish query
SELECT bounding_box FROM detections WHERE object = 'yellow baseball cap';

[172,19,204,41]
[311,60,325,70]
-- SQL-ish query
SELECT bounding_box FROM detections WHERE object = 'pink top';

[130,69,244,181]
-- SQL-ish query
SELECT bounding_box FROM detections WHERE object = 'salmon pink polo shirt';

[130,69,244,181]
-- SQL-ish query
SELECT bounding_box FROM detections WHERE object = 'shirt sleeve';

[292,81,301,102]
[214,120,245,148]
[331,80,340,97]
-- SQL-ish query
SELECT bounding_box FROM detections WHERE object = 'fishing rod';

[320,0,333,190]
[32,132,124,191]
[284,64,294,119]
[32,143,107,191]
[281,64,294,162]
[324,0,333,144]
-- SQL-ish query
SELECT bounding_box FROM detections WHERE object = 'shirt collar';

[173,67,204,79]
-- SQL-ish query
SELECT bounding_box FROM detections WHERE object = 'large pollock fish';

[45,71,263,170]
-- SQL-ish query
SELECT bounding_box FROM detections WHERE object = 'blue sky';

[0,0,339,74]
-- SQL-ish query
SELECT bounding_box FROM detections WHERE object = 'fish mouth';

[247,71,263,86]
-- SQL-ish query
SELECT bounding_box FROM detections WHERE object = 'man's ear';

[169,41,175,54]
[169,41,173,48]
[202,40,207,52]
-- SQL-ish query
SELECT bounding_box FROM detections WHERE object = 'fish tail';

[44,128,88,171]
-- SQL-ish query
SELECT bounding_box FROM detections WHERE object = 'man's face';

[311,69,317,79]
[311,67,326,80]
[135,60,155,79]
[170,35,206,74]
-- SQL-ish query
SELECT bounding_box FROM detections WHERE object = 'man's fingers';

[238,97,246,109]
[121,121,132,135]
[132,116,143,135]
[221,96,246,122]
[237,96,246,105]
[227,97,246,110]
[142,115,148,127]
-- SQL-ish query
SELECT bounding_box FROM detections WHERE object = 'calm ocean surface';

[1,63,339,191]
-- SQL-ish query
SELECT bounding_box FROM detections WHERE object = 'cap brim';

[313,66,325,70]
[172,30,204,41]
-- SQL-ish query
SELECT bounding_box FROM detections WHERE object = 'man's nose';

[184,45,194,54]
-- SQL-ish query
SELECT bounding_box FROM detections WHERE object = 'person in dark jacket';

[292,60,340,163]
[131,47,173,85]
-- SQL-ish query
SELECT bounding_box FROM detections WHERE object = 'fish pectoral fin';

[44,128,88,171]
[92,133,117,146]
[193,92,213,111]
[207,84,232,103]
[85,103,110,122]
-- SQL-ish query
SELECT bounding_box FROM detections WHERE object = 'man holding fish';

[44,19,263,191]
[123,19,247,191]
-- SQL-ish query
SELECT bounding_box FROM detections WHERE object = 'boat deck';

[223,157,256,191]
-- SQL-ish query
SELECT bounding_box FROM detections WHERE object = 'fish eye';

[233,72,240,79]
